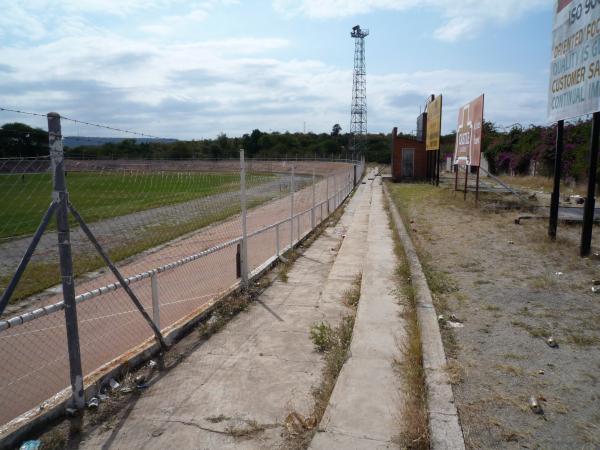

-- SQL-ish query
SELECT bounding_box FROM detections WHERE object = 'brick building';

[391,112,428,181]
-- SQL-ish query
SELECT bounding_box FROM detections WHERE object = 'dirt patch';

[388,182,600,449]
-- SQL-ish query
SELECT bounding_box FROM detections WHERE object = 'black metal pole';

[549,120,564,240]
[581,112,600,257]
[454,165,458,191]
[68,203,168,351]
[475,166,481,207]
[236,243,241,279]
[0,202,56,316]
[464,165,469,201]
[48,112,85,415]
[431,152,434,183]
[429,152,432,184]
[435,149,440,186]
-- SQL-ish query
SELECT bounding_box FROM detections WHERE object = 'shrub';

[310,321,333,352]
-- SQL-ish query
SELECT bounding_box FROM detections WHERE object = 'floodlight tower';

[350,24,369,159]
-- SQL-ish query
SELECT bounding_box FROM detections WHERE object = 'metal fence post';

[276,224,280,257]
[240,149,248,286]
[311,169,316,229]
[151,272,160,330]
[326,175,330,214]
[290,165,295,247]
[334,175,338,208]
[48,112,85,416]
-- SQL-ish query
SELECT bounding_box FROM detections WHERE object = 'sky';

[0,0,554,140]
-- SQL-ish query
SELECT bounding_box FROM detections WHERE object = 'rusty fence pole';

[48,112,85,418]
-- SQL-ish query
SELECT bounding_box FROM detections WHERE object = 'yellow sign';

[426,95,442,151]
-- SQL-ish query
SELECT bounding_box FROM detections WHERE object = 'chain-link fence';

[0,113,365,432]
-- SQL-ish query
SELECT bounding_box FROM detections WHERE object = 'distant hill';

[63,136,177,148]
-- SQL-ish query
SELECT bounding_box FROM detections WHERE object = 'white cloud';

[0,28,546,138]
[0,0,547,139]
[273,0,550,41]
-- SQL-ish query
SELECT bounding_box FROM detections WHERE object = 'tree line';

[2,119,598,180]
[0,123,391,163]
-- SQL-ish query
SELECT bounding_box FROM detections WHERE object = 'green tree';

[0,123,48,158]
[331,124,342,136]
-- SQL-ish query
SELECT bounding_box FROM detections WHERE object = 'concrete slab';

[79,178,373,450]
[310,179,407,450]
[309,430,396,450]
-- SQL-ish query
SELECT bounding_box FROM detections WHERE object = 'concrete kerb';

[0,182,360,450]
[383,183,465,450]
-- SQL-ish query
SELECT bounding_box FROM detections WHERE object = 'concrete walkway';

[78,176,374,449]
[310,177,406,449]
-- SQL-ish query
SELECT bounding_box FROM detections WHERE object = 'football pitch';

[0,171,273,240]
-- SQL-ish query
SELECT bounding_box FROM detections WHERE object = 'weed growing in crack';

[309,321,334,352]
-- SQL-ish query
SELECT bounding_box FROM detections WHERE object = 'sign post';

[581,112,600,256]
[547,0,600,254]
[426,95,443,187]
[549,120,565,240]
[453,95,484,201]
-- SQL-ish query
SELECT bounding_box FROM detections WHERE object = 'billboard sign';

[454,94,484,167]
[548,0,600,122]
[426,95,442,151]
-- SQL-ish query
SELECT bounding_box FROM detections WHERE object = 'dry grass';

[445,359,464,385]
[225,420,269,439]
[511,320,552,339]
[497,175,586,196]
[343,273,362,308]
[529,274,558,291]
[565,332,599,348]
[197,291,252,338]
[287,314,357,449]
[278,250,298,283]
[384,188,430,450]
[494,364,524,377]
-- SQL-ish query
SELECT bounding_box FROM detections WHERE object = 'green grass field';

[1,170,277,302]
[0,171,273,239]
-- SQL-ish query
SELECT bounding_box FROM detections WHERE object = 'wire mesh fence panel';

[77,285,154,375]
[157,247,239,326]
[0,311,70,425]
[0,141,360,429]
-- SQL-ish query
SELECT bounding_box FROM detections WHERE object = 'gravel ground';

[388,181,600,450]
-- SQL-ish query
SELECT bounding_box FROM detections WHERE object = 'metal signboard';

[548,0,600,121]
[426,95,442,151]
[453,94,484,167]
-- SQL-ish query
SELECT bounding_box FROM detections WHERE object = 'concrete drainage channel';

[383,183,465,450]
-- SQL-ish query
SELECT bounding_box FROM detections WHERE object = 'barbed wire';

[0,107,47,119]
[60,115,167,140]
[1,107,170,141]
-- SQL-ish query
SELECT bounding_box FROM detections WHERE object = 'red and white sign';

[453,94,484,167]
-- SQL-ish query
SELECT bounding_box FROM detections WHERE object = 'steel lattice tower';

[350,25,369,158]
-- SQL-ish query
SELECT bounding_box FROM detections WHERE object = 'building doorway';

[402,148,415,178]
